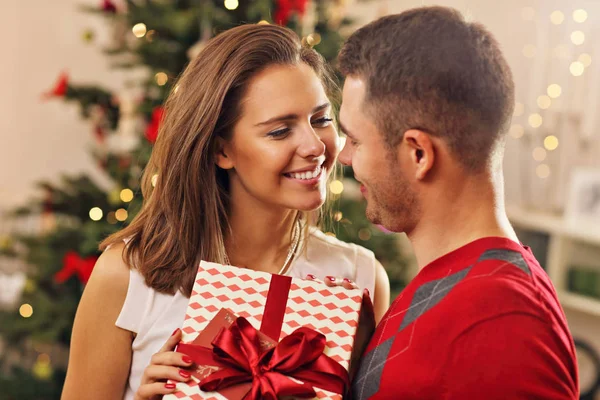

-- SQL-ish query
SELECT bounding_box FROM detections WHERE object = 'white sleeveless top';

[115,228,378,400]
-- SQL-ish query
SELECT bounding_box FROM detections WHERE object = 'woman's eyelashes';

[266,116,333,139]
[312,116,333,127]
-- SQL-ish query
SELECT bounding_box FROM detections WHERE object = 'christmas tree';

[0,1,407,398]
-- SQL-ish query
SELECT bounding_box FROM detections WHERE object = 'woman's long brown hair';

[100,24,337,297]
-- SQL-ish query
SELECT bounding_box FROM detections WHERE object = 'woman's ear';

[402,129,435,180]
[215,137,235,170]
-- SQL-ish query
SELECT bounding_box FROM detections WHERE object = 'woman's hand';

[134,328,194,400]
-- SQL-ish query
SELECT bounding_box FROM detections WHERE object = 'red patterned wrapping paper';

[163,260,365,400]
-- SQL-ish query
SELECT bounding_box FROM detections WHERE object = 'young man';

[338,7,579,399]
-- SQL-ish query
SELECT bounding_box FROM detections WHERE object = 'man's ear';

[215,137,235,170]
[402,129,434,180]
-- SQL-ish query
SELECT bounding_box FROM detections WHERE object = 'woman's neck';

[225,191,299,275]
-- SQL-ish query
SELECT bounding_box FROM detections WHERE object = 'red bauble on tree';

[54,251,98,284]
[145,106,164,144]
[42,71,69,100]
[274,0,309,26]
[101,0,117,13]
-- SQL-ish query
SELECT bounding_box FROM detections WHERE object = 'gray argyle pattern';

[352,248,529,399]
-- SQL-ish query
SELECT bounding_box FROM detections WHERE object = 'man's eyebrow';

[255,103,331,126]
[338,121,355,139]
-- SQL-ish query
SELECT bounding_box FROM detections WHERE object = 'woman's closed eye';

[311,116,333,128]
[267,126,292,138]
[266,117,333,139]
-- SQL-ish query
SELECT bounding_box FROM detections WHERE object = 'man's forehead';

[342,76,367,101]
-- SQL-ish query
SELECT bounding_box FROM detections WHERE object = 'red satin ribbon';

[177,317,349,400]
[260,273,292,341]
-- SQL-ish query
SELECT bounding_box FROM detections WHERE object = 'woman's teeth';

[287,165,322,180]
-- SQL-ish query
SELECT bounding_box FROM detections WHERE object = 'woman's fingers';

[305,274,359,290]
[158,328,182,353]
[342,278,359,290]
[149,351,194,368]
[142,365,192,383]
[323,275,359,290]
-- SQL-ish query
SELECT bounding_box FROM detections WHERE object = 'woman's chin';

[291,195,326,212]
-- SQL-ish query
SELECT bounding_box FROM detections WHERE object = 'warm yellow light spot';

[20,304,33,318]
[224,0,238,10]
[522,44,536,58]
[120,188,134,202]
[513,102,525,116]
[573,9,588,23]
[536,164,551,179]
[89,207,103,221]
[571,30,585,45]
[115,208,128,222]
[578,53,592,67]
[306,33,322,46]
[528,113,543,128]
[258,20,270,25]
[329,180,344,195]
[537,95,552,109]
[509,124,525,139]
[544,135,559,151]
[32,357,52,380]
[334,211,343,222]
[550,10,565,24]
[532,147,547,161]
[151,174,159,187]
[132,23,147,38]
[547,84,562,98]
[570,61,585,76]
[155,72,168,86]
[521,7,536,21]
[358,228,372,241]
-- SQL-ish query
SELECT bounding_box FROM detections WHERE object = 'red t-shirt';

[353,237,578,399]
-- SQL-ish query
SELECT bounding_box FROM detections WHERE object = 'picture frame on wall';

[565,168,600,228]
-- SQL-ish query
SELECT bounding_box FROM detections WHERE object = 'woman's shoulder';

[92,242,131,295]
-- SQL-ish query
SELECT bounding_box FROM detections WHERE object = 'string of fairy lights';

[509,7,590,180]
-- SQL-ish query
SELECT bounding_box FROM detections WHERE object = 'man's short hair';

[338,6,515,171]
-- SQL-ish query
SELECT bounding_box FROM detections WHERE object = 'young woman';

[61,23,390,400]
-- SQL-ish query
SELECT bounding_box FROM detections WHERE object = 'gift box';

[163,260,369,400]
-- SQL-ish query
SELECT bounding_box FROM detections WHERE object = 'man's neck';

[407,174,519,270]
[225,183,298,274]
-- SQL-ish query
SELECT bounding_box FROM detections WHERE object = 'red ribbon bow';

[145,106,164,144]
[54,251,97,284]
[101,0,117,13]
[274,0,309,26]
[42,71,69,100]
[178,317,349,400]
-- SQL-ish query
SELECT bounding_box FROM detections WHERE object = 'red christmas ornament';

[42,71,69,99]
[145,106,164,144]
[101,0,117,13]
[54,251,98,284]
[119,156,132,169]
[274,0,309,25]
